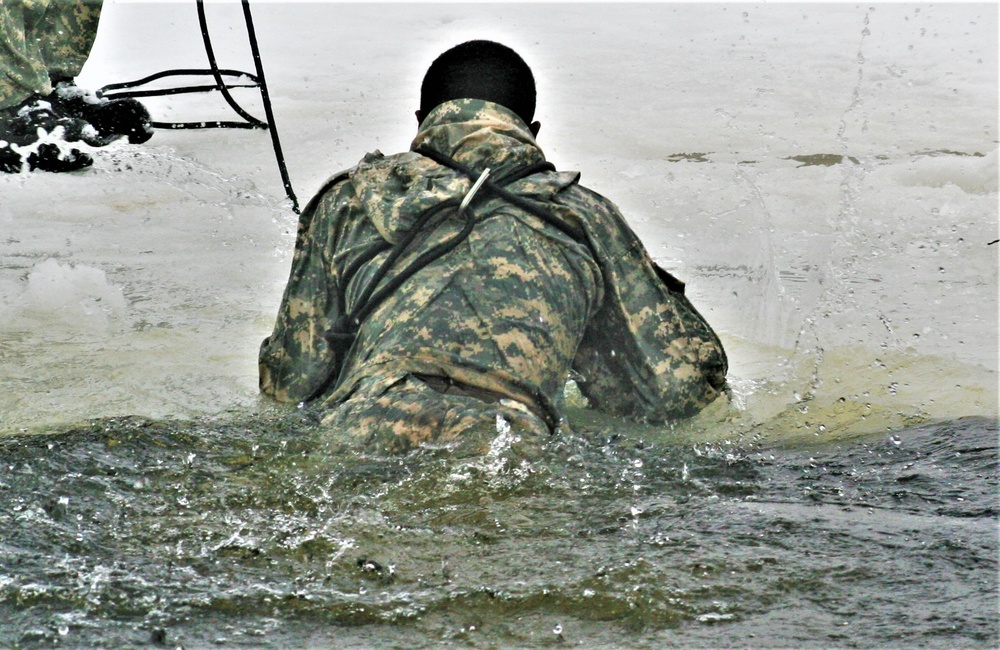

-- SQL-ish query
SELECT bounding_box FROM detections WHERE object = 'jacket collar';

[409,98,545,171]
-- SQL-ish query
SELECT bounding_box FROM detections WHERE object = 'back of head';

[420,40,536,126]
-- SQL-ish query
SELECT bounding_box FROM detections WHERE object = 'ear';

[529,121,541,137]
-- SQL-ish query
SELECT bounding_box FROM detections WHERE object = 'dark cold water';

[1,412,996,649]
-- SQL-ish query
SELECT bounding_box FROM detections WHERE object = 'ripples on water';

[1,412,995,648]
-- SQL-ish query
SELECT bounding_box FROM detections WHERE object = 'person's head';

[417,40,540,135]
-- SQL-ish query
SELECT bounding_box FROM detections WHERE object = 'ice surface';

[0,2,996,437]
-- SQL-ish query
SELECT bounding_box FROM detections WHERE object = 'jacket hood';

[347,99,578,243]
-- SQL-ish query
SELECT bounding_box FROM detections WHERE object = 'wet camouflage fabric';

[0,0,102,109]
[260,99,727,453]
[323,374,552,455]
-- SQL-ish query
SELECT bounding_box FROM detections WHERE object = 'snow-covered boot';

[50,81,154,146]
[1,139,93,173]
[2,95,94,145]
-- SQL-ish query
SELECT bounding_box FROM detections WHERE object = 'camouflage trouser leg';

[0,0,103,110]
[320,373,550,455]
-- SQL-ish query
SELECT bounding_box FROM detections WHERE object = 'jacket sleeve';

[258,174,355,403]
[564,186,728,421]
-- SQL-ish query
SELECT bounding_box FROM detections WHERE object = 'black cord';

[241,0,298,212]
[97,0,299,213]
[198,0,266,127]
[98,69,261,98]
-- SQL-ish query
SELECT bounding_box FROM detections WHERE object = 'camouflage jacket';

[259,99,727,431]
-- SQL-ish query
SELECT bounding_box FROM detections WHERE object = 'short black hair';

[420,40,536,125]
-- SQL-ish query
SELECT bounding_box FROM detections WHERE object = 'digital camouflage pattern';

[0,0,102,109]
[260,98,728,453]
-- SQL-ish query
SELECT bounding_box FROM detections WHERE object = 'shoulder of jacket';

[557,177,620,211]
[313,150,394,201]
[298,149,412,222]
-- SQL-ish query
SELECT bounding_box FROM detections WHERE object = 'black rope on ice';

[240,0,298,214]
[97,0,299,213]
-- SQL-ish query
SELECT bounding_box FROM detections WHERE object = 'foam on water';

[17,258,128,329]
[0,413,995,647]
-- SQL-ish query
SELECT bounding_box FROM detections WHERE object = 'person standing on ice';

[0,0,153,173]
[259,40,727,453]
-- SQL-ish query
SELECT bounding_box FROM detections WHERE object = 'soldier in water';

[260,40,727,453]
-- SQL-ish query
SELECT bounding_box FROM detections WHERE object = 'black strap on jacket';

[303,148,559,403]
[415,146,589,245]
